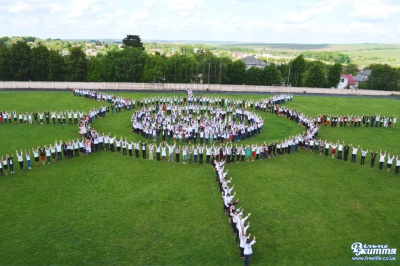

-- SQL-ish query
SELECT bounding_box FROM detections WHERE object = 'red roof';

[341,74,356,85]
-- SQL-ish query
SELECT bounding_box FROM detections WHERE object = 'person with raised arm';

[395,156,400,174]
[16,150,24,170]
[243,236,256,266]
[166,141,176,162]
[379,150,386,170]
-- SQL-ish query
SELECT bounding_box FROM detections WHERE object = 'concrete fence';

[0,81,395,96]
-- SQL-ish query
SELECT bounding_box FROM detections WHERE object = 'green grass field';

[0,91,399,265]
[220,42,400,66]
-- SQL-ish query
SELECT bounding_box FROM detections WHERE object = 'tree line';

[302,51,351,64]
[0,40,398,90]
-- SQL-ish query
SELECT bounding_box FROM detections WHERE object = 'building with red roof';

[337,74,358,89]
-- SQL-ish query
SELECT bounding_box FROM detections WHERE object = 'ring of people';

[0,90,398,263]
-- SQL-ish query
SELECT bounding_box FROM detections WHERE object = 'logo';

[351,242,397,261]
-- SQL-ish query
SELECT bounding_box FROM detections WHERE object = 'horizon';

[7,36,400,46]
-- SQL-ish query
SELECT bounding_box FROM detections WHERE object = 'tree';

[164,54,198,83]
[47,50,66,81]
[30,45,50,81]
[326,63,342,88]
[289,54,306,87]
[142,53,166,83]
[197,54,225,85]
[218,56,232,85]
[93,52,116,82]
[9,41,31,81]
[195,48,212,62]
[0,45,11,80]
[113,47,147,82]
[85,56,102,82]
[302,61,327,88]
[0,36,10,48]
[263,64,282,85]
[122,35,145,50]
[246,67,264,85]
[227,60,246,85]
[366,64,400,91]
[343,63,359,76]
[65,46,88,81]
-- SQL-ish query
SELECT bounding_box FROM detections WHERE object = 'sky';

[0,0,399,44]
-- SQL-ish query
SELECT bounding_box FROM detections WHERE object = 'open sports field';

[0,91,399,265]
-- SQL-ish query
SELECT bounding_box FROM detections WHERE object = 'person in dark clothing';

[343,145,350,161]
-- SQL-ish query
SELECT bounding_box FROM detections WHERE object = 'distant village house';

[241,56,268,70]
[337,74,358,89]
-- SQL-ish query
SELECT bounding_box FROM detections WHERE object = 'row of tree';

[0,40,398,90]
[288,54,400,90]
[0,41,87,81]
[302,51,351,64]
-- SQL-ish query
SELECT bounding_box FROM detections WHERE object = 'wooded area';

[0,37,399,90]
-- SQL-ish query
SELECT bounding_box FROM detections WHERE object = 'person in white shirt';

[25,149,31,169]
[360,148,368,165]
[128,141,133,157]
[32,147,40,166]
[166,142,176,162]
[2,156,8,175]
[16,150,24,170]
[243,236,256,266]
[395,156,400,174]
[379,151,386,170]
[387,154,394,172]
[324,141,330,157]
[331,142,338,159]
[161,142,167,161]
[223,191,236,215]
[337,141,344,159]
[155,143,161,161]
[350,144,360,163]
[240,232,250,259]
[109,135,116,152]
[55,141,63,161]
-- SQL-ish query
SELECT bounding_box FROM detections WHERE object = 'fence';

[0,81,395,96]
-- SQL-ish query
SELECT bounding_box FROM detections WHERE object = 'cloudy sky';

[1,0,399,43]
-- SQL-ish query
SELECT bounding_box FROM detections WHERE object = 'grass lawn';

[0,91,399,265]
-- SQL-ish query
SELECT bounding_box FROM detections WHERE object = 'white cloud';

[67,0,105,18]
[0,0,399,43]
[114,9,126,17]
[166,0,204,16]
[283,2,332,23]
[48,3,64,14]
[348,0,400,21]
[143,0,158,8]
[6,1,31,13]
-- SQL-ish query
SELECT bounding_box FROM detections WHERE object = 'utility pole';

[208,62,210,88]
[219,63,222,85]
[219,62,222,91]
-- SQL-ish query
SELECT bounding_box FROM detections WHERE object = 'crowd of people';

[312,114,397,128]
[1,90,398,176]
[0,108,107,125]
[274,105,400,173]
[212,155,256,265]
[0,91,292,176]
[131,104,264,144]
[1,89,398,266]
[73,88,293,113]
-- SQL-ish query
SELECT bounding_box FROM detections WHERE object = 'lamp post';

[287,60,291,87]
